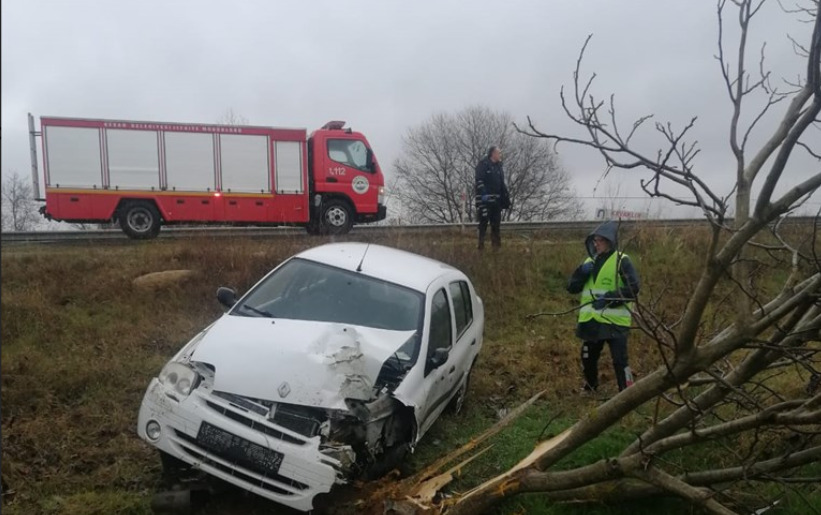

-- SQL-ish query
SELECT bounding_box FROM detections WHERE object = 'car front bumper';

[137,379,339,512]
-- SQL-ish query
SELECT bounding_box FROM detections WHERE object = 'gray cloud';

[3,0,818,218]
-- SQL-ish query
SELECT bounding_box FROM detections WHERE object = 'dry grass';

[1,225,817,514]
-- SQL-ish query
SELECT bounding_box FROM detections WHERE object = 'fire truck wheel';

[320,200,353,235]
[120,201,162,239]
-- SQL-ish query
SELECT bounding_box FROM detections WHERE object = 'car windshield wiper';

[235,304,275,318]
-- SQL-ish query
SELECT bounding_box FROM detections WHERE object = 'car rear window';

[233,258,423,332]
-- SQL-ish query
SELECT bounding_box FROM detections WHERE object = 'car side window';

[449,281,473,337]
[427,289,452,361]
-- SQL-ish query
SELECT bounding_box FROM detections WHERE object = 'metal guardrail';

[1,217,816,245]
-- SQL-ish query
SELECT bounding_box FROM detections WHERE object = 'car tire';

[159,451,190,481]
[120,201,161,239]
[363,443,410,481]
[320,200,353,235]
[448,368,472,415]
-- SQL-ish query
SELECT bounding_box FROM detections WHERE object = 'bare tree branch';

[377,3,821,513]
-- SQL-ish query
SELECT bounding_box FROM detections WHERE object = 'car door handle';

[448,366,456,374]
[470,339,476,346]
[327,177,338,183]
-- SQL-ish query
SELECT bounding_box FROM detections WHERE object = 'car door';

[417,286,458,436]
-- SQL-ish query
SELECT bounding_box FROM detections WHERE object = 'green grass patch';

[2,228,818,514]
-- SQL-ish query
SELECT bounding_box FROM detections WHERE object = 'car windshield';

[232,258,424,332]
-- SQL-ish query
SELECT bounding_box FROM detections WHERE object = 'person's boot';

[580,384,598,396]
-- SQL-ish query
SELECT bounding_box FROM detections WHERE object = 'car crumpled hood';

[189,315,416,410]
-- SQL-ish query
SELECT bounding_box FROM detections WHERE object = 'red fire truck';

[28,114,387,238]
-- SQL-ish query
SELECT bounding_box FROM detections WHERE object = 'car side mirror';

[428,347,450,370]
[216,287,237,309]
[366,148,375,172]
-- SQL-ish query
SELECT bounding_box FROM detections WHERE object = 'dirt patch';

[133,270,198,290]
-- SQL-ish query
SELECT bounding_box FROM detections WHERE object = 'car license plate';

[196,421,284,475]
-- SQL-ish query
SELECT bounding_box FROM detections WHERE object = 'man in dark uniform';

[567,221,640,392]
[474,146,510,250]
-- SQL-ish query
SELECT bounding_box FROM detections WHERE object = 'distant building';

[595,208,647,220]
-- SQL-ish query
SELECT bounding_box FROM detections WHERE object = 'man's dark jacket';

[475,157,510,208]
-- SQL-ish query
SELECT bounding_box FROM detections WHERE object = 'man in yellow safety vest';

[567,221,640,392]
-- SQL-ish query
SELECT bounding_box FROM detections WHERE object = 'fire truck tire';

[320,199,353,235]
[120,201,162,240]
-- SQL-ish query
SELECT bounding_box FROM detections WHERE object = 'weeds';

[1,226,817,514]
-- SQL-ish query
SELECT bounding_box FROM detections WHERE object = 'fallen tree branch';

[684,445,821,485]
[405,390,545,485]
[647,401,817,455]
[367,391,546,512]
[629,465,738,515]
[623,301,820,456]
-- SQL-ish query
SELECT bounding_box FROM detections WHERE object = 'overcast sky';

[2,0,818,218]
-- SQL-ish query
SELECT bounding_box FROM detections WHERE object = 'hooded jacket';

[566,221,641,340]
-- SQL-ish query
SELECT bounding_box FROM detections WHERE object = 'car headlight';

[158,361,198,396]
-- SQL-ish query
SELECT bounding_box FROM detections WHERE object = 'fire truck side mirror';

[216,287,237,309]
[366,148,375,173]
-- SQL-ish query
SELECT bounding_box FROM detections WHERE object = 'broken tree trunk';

[361,391,545,514]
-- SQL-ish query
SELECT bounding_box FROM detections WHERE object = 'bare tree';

[394,106,579,224]
[216,108,249,126]
[375,2,821,514]
[1,171,40,231]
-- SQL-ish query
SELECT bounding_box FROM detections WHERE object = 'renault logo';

[278,381,291,398]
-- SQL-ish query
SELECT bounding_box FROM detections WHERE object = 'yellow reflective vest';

[578,251,632,327]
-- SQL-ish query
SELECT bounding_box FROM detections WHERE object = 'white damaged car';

[137,242,484,511]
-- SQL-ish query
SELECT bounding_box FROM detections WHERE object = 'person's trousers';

[477,201,502,249]
[581,333,629,391]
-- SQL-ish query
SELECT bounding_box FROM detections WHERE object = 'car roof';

[295,242,459,293]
